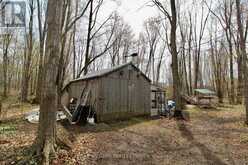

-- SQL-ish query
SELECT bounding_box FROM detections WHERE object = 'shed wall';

[61,64,150,122]
[98,65,150,121]
[62,79,100,109]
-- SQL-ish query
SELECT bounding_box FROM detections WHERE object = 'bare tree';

[156,45,166,83]
[20,0,34,102]
[35,0,62,164]
[108,13,133,67]
[193,2,210,90]
[188,13,193,95]
[205,0,235,104]
[83,0,114,75]
[84,0,94,75]
[209,26,225,103]
[72,0,79,79]
[178,15,190,95]
[2,33,12,97]
[35,0,47,102]
[144,17,160,81]
[153,0,183,117]
[77,13,120,77]
[235,0,248,124]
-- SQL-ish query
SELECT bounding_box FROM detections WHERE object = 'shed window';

[151,91,157,108]
[152,100,157,108]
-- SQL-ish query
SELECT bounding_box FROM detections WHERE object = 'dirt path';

[55,105,248,165]
[1,105,248,165]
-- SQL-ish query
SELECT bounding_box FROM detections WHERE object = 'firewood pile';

[181,95,198,105]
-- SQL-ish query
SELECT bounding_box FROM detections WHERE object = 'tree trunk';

[21,56,30,102]
[237,48,243,104]
[236,0,248,124]
[170,0,182,117]
[188,14,193,95]
[2,34,12,97]
[35,0,47,103]
[156,46,165,83]
[182,49,189,95]
[36,39,45,102]
[3,42,8,98]
[84,0,93,75]
[35,0,62,164]
[228,39,235,104]
[21,0,34,102]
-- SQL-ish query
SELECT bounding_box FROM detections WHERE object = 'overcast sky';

[100,0,205,38]
[101,0,159,36]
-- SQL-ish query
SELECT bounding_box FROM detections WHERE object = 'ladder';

[62,83,92,124]
[80,84,91,106]
[62,105,76,124]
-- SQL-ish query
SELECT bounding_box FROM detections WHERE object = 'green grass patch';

[0,123,16,135]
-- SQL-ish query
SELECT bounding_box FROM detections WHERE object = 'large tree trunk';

[236,0,248,124]
[170,0,182,117]
[35,0,62,164]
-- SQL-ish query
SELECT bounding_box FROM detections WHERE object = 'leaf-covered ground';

[1,104,248,165]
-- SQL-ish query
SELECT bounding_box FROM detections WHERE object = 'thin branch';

[152,0,172,23]
[64,0,92,34]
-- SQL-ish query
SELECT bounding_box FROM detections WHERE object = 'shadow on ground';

[177,121,232,165]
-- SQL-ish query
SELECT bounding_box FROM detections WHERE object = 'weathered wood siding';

[98,65,150,121]
[61,64,150,122]
[64,79,100,108]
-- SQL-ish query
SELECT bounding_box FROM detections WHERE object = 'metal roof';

[63,62,151,91]
[194,89,216,95]
[71,62,132,82]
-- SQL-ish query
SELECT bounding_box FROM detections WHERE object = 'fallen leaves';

[1,104,248,165]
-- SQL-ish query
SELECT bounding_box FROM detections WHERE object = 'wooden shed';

[194,89,217,108]
[61,62,151,122]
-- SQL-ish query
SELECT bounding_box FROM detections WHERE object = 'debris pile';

[25,109,66,124]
